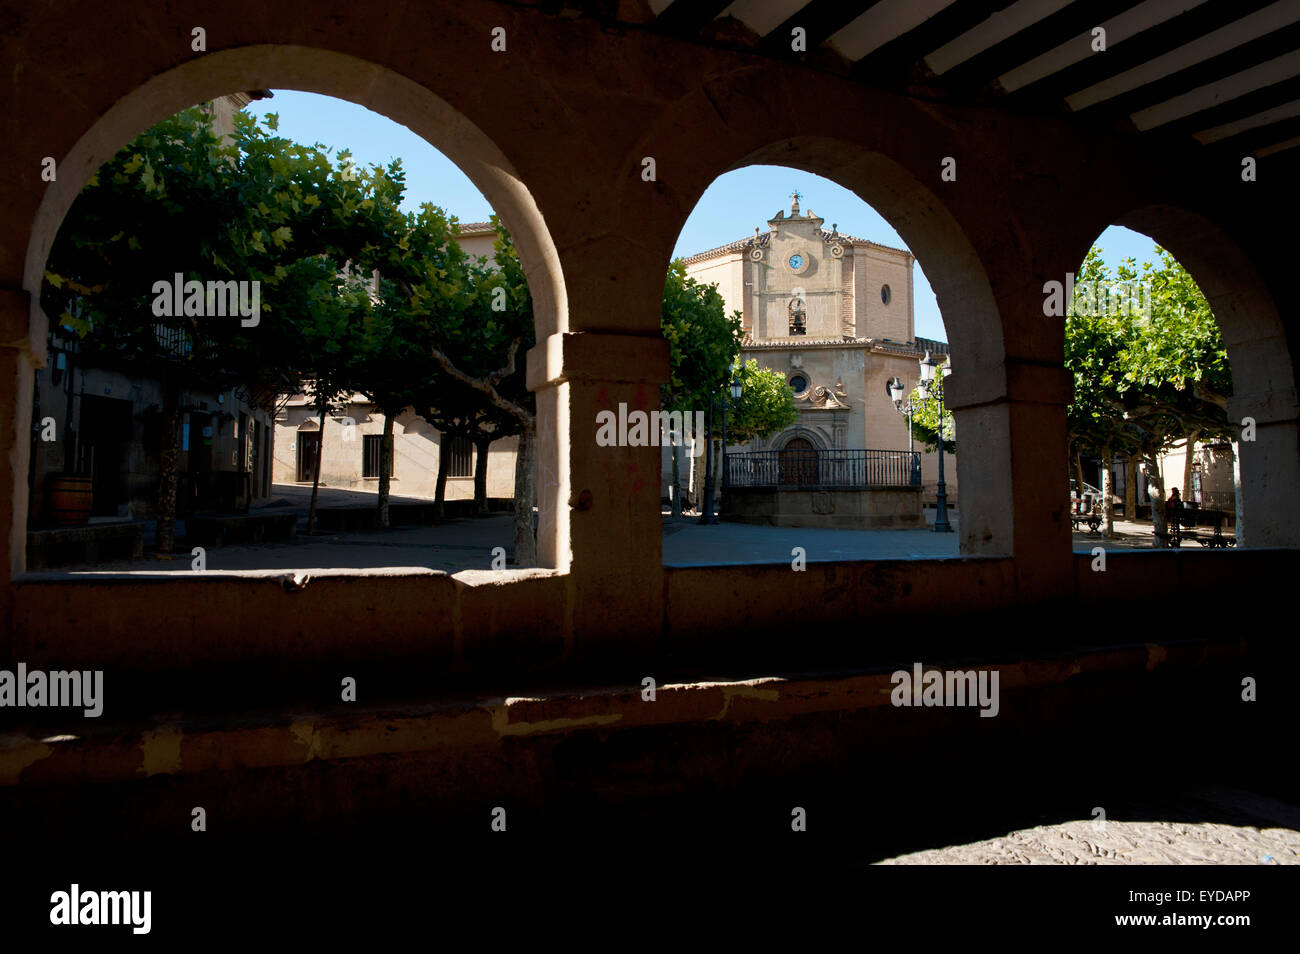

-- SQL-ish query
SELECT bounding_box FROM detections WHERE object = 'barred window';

[363,434,391,478]
[447,436,473,478]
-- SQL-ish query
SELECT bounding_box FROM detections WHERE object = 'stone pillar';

[1228,386,1300,548]
[527,330,670,657]
[1,288,35,587]
[946,356,1074,599]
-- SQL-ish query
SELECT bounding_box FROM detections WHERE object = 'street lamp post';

[887,375,916,455]
[917,350,954,533]
[700,373,743,525]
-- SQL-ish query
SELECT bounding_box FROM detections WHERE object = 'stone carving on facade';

[803,383,851,409]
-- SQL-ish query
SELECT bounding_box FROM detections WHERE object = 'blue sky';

[247,90,1162,343]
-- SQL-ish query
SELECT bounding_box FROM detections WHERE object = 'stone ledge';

[0,638,1247,789]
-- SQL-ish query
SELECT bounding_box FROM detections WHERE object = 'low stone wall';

[0,631,1281,851]
[25,523,144,570]
[723,486,924,529]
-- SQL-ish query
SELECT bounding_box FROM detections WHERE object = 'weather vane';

[791,190,803,202]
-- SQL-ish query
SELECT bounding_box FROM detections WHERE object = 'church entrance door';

[780,438,818,486]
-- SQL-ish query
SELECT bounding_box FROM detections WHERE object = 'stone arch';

[665,136,1010,555]
[12,44,570,572]
[1077,204,1299,546]
[777,427,829,451]
[22,45,566,347]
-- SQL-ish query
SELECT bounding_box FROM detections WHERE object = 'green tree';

[41,105,378,550]
[1118,250,1232,545]
[660,260,742,515]
[1064,245,1232,546]
[418,218,538,564]
[352,201,479,528]
[907,372,956,455]
[1065,247,1135,536]
[726,359,798,445]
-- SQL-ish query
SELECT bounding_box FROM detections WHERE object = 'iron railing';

[725,449,921,489]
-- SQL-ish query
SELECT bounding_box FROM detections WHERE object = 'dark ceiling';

[544,0,1300,168]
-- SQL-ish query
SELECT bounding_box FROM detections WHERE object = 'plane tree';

[40,106,380,550]
[660,260,743,516]
[1064,246,1232,545]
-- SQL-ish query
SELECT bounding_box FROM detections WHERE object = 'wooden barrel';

[47,475,93,526]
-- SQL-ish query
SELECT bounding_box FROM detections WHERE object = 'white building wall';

[273,399,518,500]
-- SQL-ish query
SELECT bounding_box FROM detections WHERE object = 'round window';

[881,284,892,305]
[789,374,809,394]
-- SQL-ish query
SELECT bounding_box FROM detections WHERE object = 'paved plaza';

[33,486,1205,576]
[662,510,963,564]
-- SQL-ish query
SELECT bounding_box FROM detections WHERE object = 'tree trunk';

[512,417,537,567]
[1182,431,1199,504]
[1101,447,1114,538]
[307,391,326,535]
[1124,456,1137,522]
[473,436,492,514]
[1231,438,1245,546]
[377,410,395,529]
[434,437,450,520]
[1073,448,1085,500]
[1145,451,1168,548]
[671,442,682,518]
[156,376,182,553]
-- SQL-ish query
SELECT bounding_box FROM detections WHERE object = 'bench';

[1163,505,1236,548]
[1070,496,1100,533]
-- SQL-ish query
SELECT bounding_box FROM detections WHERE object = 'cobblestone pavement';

[879,789,1300,864]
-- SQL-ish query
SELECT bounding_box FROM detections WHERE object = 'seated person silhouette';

[1167,487,1184,530]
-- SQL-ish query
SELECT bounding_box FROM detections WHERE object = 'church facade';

[679,195,957,508]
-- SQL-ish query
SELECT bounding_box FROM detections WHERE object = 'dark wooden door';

[297,432,320,483]
[780,438,818,485]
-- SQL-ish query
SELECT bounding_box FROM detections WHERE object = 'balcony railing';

[725,449,922,489]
